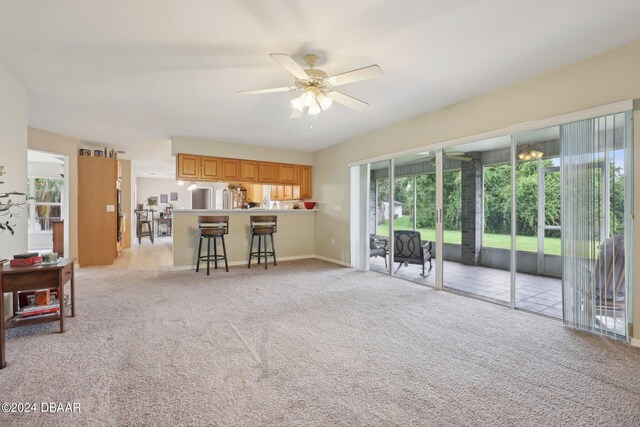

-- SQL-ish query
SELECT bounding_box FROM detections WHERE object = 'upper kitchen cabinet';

[176,153,200,180]
[299,165,312,198]
[278,163,297,185]
[241,160,259,182]
[201,156,221,180]
[221,158,241,181]
[259,162,279,183]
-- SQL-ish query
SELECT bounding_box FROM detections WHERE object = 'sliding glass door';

[514,126,563,317]
[391,154,437,286]
[355,107,633,340]
[441,137,512,304]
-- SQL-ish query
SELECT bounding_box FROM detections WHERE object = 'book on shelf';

[12,311,59,322]
[19,303,60,313]
[19,307,59,317]
[15,294,69,317]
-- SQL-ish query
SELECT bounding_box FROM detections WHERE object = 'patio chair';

[591,235,625,329]
[394,230,433,277]
[369,235,388,268]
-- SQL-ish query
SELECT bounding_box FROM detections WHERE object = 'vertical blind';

[561,113,632,338]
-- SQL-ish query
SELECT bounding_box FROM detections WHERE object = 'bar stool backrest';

[198,215,229,234]
[250,215,277,233]
[135,209,151,221]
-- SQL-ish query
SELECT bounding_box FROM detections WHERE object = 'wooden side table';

[156,217,172,236]
[0,258,76,369]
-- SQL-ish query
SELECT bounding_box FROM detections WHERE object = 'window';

[27,177,63,232]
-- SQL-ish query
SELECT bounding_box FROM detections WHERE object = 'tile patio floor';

[369,257,563,318]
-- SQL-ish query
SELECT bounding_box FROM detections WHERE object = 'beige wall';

[136,177,194,211]
[172,137,313,165]
[172,211,316,268]
[28,128,81,259]
[0,65,28,317]
[312,39,640,339]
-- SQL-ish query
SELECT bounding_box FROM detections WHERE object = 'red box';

[10,256,42,266]
[35,290,51,306]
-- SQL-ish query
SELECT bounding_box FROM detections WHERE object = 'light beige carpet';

[1,259,639,426]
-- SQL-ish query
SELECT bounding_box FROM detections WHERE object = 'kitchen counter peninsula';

[172,209,316,269]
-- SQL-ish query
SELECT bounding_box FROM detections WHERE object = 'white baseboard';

[314,255,350,267]
[631,338,640,348]
[172,254,317,271]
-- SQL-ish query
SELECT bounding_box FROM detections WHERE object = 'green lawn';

[376,217,561,255]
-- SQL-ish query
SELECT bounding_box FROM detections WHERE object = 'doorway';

[27,149,69,256]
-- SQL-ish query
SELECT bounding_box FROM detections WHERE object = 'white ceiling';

[1,0,640,175]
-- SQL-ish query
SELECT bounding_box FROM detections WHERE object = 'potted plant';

[146,196,158,209]
[0,165,29,235]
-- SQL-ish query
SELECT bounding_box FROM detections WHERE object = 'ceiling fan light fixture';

[517,147,544,161]
[291,96,304,112]
[300,89,317,107]
[317,93,333,111]
[530,149,544,159]
[308,102,321,116]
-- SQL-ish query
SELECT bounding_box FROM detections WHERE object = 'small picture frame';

[79,148,91,156]
[170,192,178,201]
[160,194,168,203]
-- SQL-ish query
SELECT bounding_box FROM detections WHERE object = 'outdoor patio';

[369,257,563,318]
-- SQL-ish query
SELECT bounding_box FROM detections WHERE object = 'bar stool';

[135,209,154,244]
[196,216,229,275]
[248,215,277,269]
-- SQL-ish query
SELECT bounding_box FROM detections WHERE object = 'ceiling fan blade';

[325,65,383,87]
[270,54,310,81]
[326,91,369,111]
[238,86,296,95]
[447,155,472,162]
[290,107,305,119]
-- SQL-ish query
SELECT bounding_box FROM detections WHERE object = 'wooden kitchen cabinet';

[246,184,264,203]
[177,153,200,180]
[279,164,297,184]
[200,156,221,180]
[221,158,241,181]
[270,185,284,201]
[175,153,311,192]
[298,165,312,198]
[284,185,294,200]
[270,185,296,201]
[259,162,279,183]
[241,160,259,182]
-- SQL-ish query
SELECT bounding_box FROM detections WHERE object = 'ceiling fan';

[238,53,383,118]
